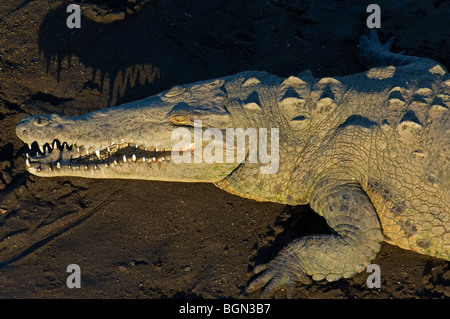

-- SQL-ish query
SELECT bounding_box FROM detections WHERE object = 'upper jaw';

[17,116,173,155]
[15,95,180,171]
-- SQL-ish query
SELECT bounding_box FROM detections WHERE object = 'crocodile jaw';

[23,149,237,182]
[16,95,240,182]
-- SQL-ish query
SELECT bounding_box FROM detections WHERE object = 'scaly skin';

[16,31,449,297]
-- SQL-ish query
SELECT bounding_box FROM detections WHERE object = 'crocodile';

[15,31,449,297]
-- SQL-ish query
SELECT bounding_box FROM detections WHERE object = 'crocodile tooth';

[38,143,44,153]
[152,157,156,162]
[56,162,61,169]
[26,158,31,167]
[142,157,146,162]
[95,150,101,159]
[123,155,127,162]
[132,154,136,161]
[114,160,118,165]
[53,141,58,149]
[26,153,29,158]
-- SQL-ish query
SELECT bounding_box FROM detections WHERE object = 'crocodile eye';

[33,116,50,127]
[165,86,185,98]
[170,114,189,125]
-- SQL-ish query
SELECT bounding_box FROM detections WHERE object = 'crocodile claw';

[246,253,312,298]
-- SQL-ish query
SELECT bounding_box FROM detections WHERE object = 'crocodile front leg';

[246,177,384,298]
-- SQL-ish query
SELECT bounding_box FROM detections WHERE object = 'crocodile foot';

[246,180,384,298]
[246,244,312,298]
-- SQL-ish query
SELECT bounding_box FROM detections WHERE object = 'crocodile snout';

[16,115,60,146]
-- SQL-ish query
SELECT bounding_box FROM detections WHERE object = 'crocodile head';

[16,77,255,182]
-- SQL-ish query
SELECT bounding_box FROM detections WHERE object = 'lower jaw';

[26,155,172,176]
[25,157,231,183]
